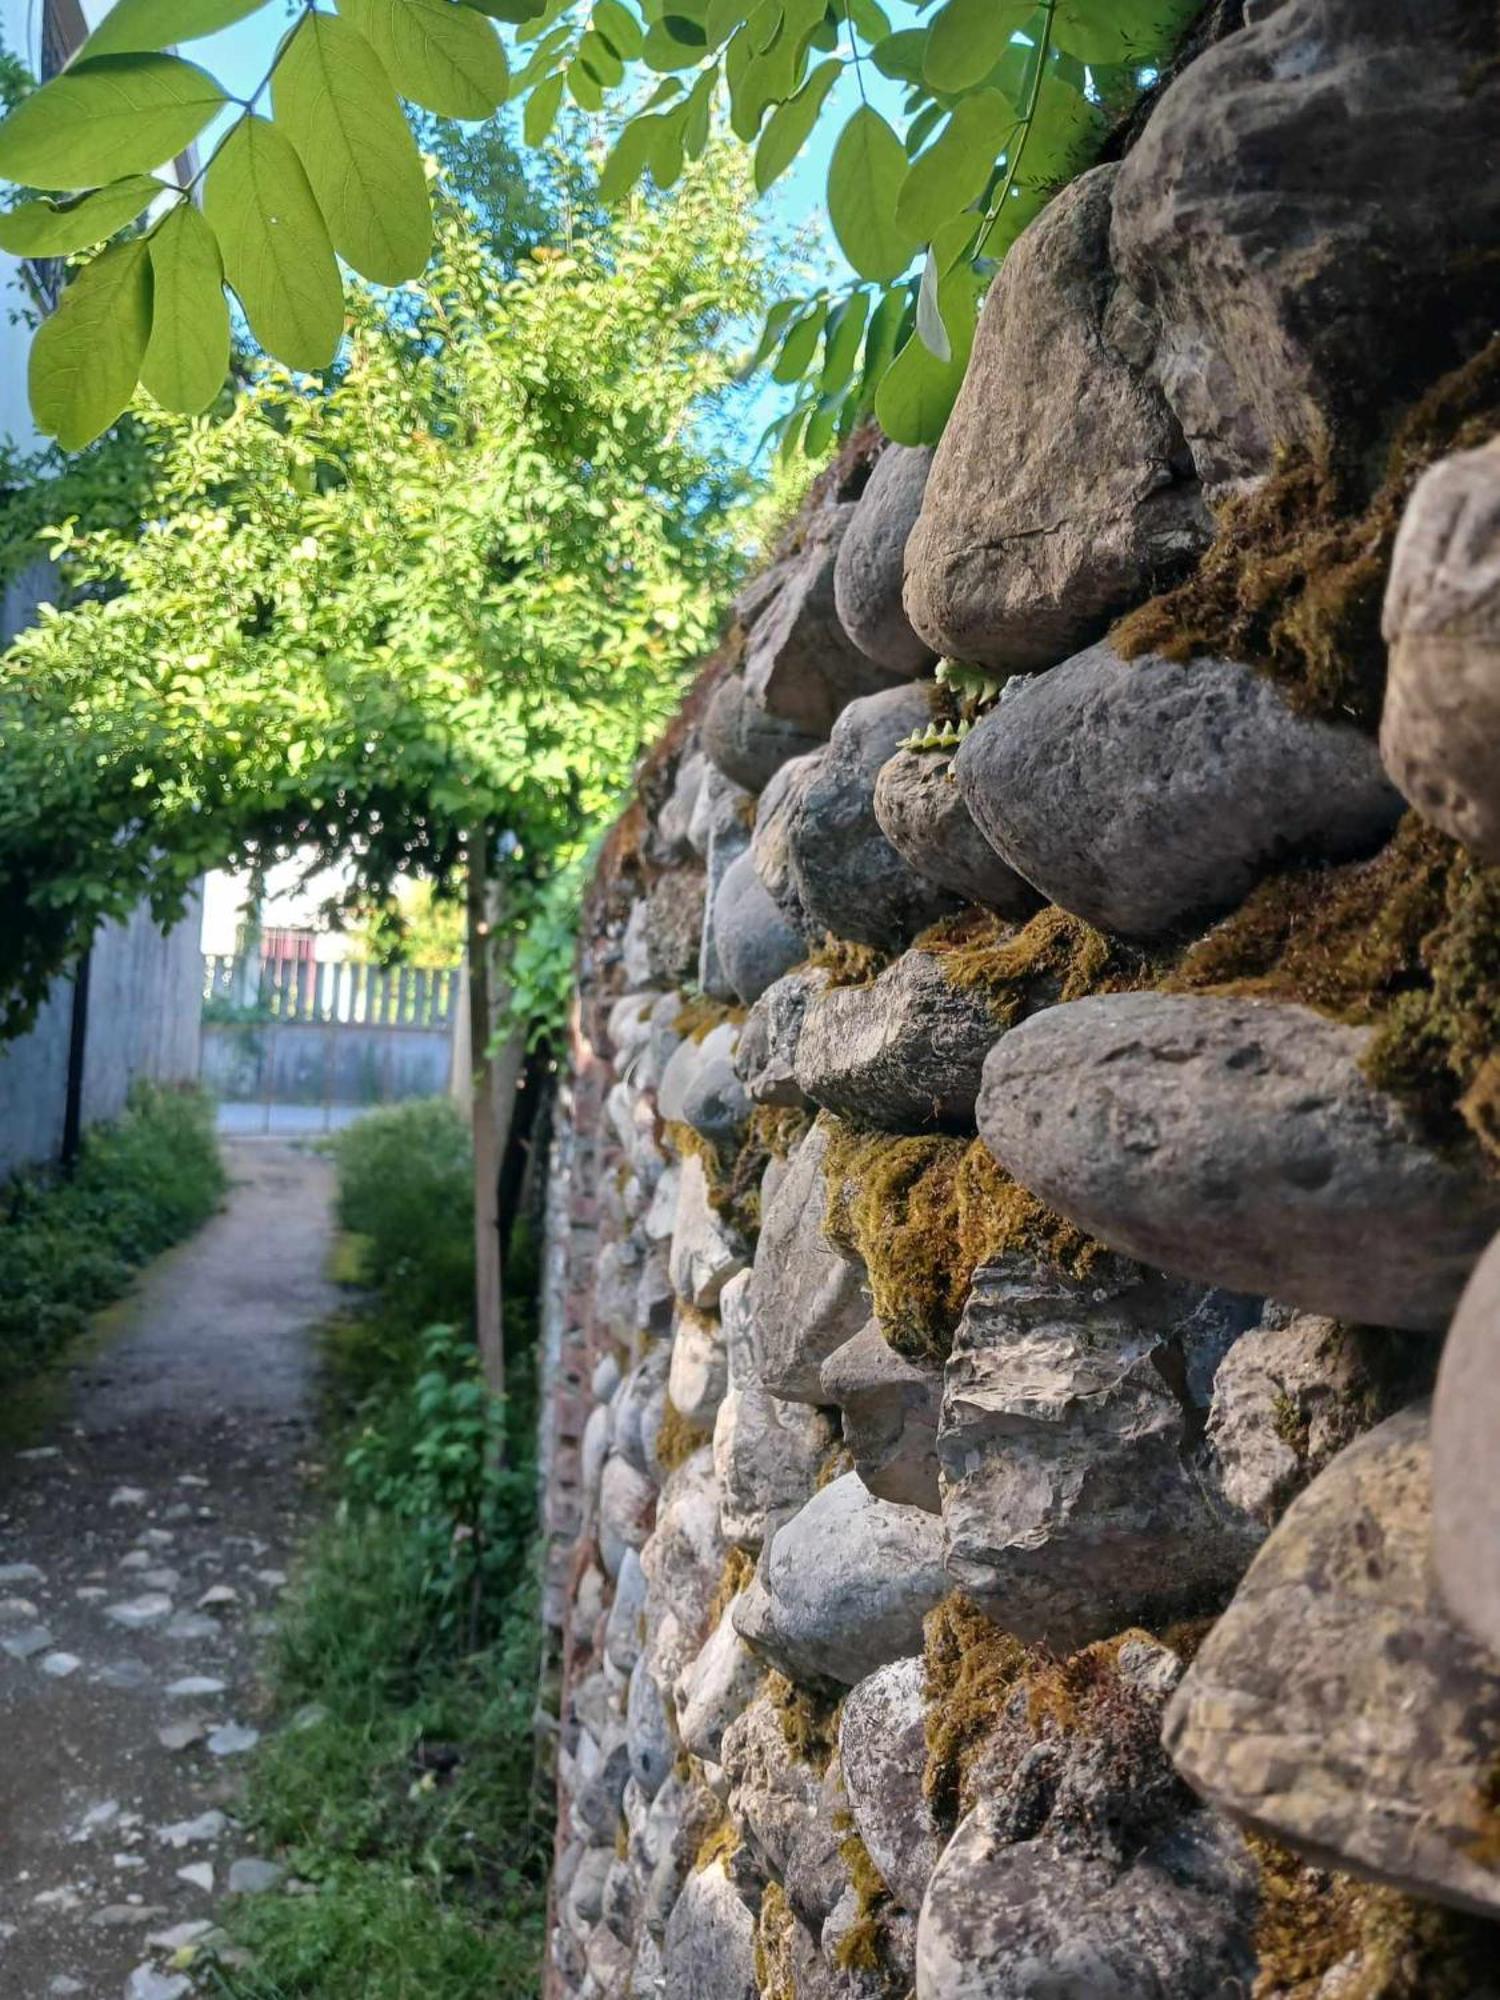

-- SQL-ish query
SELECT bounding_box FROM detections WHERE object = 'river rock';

[611,1346,671,1480]
[598,1456,656,1578]
[793,945,1002,1133]
[605,1549,649,1676]
[748,748,822,932]
[904,165,1209,672]
[654,751,705,864]
[702,672,826,794]
[1166,1405,1500,1921]
[1381,437,1500,862]
[820,1321,942,1514]
[667,1309,727,1429]
[744,504,910,735]
[734,968,825,1108]
[785,684,963,951]
[627,1652,676,1800]
[839,1657,943,1914]
[712,850,806,1006]
[642,1769,723,1940]
[978,993,1500,1331]
[953,644,1402,940]
[754,1474,948,1686]
[662,1859,757,2000]
[674,1607,762,1764]
[874,746,1043,916]
[638,1447,727,1691]
[1433,1230,1500,1657]
[915,1801,1257,2000]
[658,1021,737,1126]
[678,1054,752,1150]
[696,769,756,999]
[668,1154,747,1310]
[833,444,936,674]
[939,1255,1260,1649]
[1111,0,1500,492]
[714,1271,834,1549]
[752,1118,870,1403]
[720,1687,824,1879]
[624,869,705,989]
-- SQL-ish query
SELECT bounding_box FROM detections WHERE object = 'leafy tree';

[0,0,1204,452]
[0,147,771,1036]
[347,880,466,967]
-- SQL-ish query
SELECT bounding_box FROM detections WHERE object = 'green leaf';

[681,62,717,155]
[0,53,225,192]
[80,0,266,59]
[592,0,644,59]
[842,0,889,43]
[875,264,978,443]
[923,0,1031,94]
[140,199,228,413]
[203,114,343,372]
[335,0,509,120]
[803,389,841,457]
[0,173,163,255]
[29,236,152,449]
[577,27,625,85]
[741,294,801,376]
[894,88,1011,242]
[567,55,605,108]
[826,105,917,284]
[1053,0,1198,64]
[461,0,545,17]
[641,15,706,68]
[914,244,948,361]
[522,69,565,143]
[857,282,904,404]
[977,176,1046,259]
[870,26,925,82]
[1014,63,1106,188]
[704,0,752,46]
[274,12,430,286]
[753,54,838,192]
[771,300,824,383]
[818,286,868,394]
[598,114,658,200]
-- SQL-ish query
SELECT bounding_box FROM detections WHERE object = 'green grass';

[0,1082,225,1383]
[205,1099,550,2000]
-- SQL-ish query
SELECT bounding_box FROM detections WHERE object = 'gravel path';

[0,1140,339,2000]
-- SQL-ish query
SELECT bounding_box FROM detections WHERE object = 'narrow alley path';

[0,1140,340,2000]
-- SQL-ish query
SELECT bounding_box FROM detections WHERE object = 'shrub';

[331,1099,474,1334]
[0,1083,224,1381]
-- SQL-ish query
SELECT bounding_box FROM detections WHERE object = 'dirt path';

[0,1139,340,2000]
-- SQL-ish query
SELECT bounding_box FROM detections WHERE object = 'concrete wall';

[0,890,205,1180]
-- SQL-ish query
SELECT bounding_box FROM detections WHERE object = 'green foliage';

[0,1084,224,1381]
[0,0,1204,449]
[0,155,767,1034]
[331,1098,474,1337]
[346,880,466,968]
[203,1097,548,1999]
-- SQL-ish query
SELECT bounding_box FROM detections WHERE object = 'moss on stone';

[923,1595,1031,1830]
[833,1828,892,1974]
[674,994,747,1043]
[692,1814,741,1873]
[655,1395,712,1474]
[805,933,891,989]
[753,1878,798,2000]
[1169,814,1500,1165]
[815,1439,855,1490]
[765,1669,841,1771]
[917,905,1163,1024]
[1112,335,1500,731]
[716,1100,813,1244]
[1249,1833,1500,1998]
[707,1545,757,1629]
[821,1119,1105,1364]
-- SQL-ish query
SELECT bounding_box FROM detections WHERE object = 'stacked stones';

[539,4,1500,1995]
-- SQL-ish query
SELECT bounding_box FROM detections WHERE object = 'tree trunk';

[466,833,506,1404]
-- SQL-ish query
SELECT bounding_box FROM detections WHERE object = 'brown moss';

[765,1669,841,1771]
[692,1814,741,1874]
[655,1396,712,1474]
[918,905,1164,1025]
[673,994,747,1044]
[821,1120,1105,1363]
[833,1829,891,1974]
[815,1439,855,1490]
[707,1545,757,1629]
[1156,1615,1217,1667]
[1250,1834,1500,1998]
[715,1100,814,1244]
[805,933,891,989]
[613,1816,629,1861]
[922,1595,1030,1830]
[1112,335,1500,730]
[753,1878,798,2000]
[1169,815,1500,1165]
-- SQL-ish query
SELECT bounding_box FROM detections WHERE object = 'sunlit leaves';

[753,54,838,192]
[336,0,509,120]
[273,10,431,284]
[79,0,266,58]
[141,200,229,413]
[30,238,152,450]
[0,53,224,191]
[876,260,979,444]
[827,105,917,284]
[923,0,1033,93]
[0,175,163,256]
[203,114,343,372]
[895,88,1011,242]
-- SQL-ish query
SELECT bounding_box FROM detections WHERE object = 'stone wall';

[536,5,1500,1995]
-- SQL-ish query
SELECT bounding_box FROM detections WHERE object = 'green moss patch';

[765,1669,841,1771]
[918,905,1164,1024]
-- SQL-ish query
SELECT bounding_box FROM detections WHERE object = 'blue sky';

[189,4,904,462]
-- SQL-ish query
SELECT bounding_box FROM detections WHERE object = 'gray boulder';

[611,1346,671,1480]
[667,1307,726,1430]
[668,1154,747,1310]
[702,671,825,794]
[1381,437,1500,861]
[653,750,705,864]
[820,1321,942,1514]
[753,1118,870,1403]
[662,1860,757,2000]
[978,993,1500,1331]
[1111,0,1500,493]
[1433,1228,1500,1656]
[658,1020,737,1127]
[734,968,826,1108]
[904,165,1209,672]
[839,1657,943,1915]
[713,1270,832,1555]
[793,944,1003,1132]
[598,1455,656,1579]
[1165,1405,1500,1922]
[833,444,936,674]
[744,503,910,734]
[754,1474,948,1687]
[939,1255,1260,1650]
[952,644,1402,940]
[787,684,963,951]
[713,849,806,1006]
[623,868,705,988]
[678,1055,752,1151]
[874,746,1043,916]
[748,747,822,932]
[674,1608,761,1765]
[720,1687,823,1879]
[604,1548,649,1676]
[626,1652,676,1800]
[695,766,755,998]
